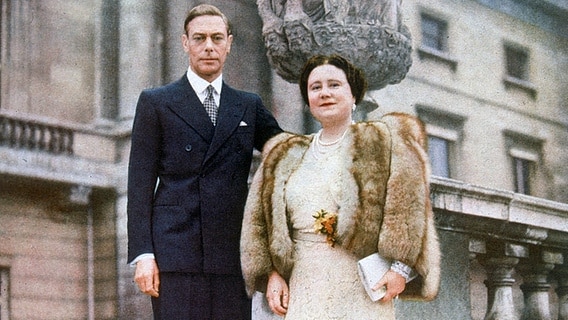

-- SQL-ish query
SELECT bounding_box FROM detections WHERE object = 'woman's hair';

[299,54,368,105]
[184,4,232,36]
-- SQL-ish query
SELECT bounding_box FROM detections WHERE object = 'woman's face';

[307,64,355,127]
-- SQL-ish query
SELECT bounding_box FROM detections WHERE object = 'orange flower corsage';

[313,209,338,247]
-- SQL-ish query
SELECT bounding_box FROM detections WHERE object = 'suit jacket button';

[185,144,192,152]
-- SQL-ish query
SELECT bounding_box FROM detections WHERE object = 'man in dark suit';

[127,4,282,319]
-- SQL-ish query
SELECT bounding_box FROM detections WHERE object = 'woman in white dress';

[241,54,440,319]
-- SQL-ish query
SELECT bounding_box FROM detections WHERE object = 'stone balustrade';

[432,176,568,320]
[0,113,74,155]
[0,112,130,189]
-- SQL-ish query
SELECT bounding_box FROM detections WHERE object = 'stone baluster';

[481,256,520,320]
[518,250,560,320]
[479,242,528,320]
[553,264,568,320]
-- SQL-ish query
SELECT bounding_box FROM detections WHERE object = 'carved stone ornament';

[257,0,413,91]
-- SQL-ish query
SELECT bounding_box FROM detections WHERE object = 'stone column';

[481,256,520,320]
[4,1,33,110]
[94,0,120,122]
[118,0,165,120]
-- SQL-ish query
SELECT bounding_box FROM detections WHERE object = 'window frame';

[420,13,448,52]
[502,42,537,97]
[509,147,538,195]
[512,156,532,195]
[426,126,458,178]
[416,106,466,180]
[417,12,457,70]
[505,45,529,81]
[504,131,543,196]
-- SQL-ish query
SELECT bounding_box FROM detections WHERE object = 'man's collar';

[186,68,223,94]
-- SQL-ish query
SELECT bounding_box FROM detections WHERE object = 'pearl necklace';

[317,129,348,146]
[311,129,348,159]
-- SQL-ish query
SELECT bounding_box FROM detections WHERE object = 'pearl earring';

[352,104,357,112]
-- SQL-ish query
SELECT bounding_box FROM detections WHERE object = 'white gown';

[254,137,395,320]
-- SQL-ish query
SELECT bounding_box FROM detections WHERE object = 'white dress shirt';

[186,67,223,106]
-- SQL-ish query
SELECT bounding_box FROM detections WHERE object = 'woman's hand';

[266,270,289,316]
[374,270,406,302]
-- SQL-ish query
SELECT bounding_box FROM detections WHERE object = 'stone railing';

[0,113,74,155]
[0,112,131,189]
[431,176,568,320]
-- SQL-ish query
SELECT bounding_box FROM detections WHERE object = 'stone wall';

[0,177,117,319]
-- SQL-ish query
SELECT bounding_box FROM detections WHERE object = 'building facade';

[0,0,566,319]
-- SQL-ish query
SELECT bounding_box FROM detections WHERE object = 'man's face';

[182,15,233,82]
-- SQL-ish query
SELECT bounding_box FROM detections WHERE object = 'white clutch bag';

[357,253,390,301]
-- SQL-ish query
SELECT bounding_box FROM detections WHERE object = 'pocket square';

[239,121,248,126]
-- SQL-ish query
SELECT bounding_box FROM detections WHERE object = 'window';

[0,267,9,320]
[503,43,536,97]
[509,147,538,195]
[418,13,456,69]
[425,125,459,179]
[421,14,448,52]
[505,45,529,80]
[505,131,543,196]
[513,157,532,194]
[428,136,451,177]
[416,106,466,180]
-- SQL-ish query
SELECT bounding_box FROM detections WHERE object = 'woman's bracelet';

[390,260,413,281]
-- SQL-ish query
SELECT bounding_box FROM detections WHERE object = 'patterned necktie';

[203,85,218,126]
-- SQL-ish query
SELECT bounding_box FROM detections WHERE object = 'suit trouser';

[152,272,252,320]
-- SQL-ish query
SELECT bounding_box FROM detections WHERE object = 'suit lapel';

[166,78,246,165]
[204,83,246,163]
[167,76,215,142]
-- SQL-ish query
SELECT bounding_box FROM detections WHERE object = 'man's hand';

[134,258,160,297]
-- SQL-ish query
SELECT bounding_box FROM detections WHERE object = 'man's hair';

[299,54,368,106]
[184,4,232,35]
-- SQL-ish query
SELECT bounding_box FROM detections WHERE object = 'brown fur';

[241,113,440,300]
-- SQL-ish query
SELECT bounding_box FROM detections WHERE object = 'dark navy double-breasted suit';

[127,75,281,318]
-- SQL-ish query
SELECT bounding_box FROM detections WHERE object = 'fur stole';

[241,112,440,301]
